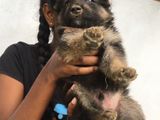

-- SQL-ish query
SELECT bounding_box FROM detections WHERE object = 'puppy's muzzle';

[70,4,83,17]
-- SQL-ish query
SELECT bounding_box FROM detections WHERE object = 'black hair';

[37,0,52,68]
[37,0,65,68]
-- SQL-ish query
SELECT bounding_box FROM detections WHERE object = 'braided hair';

[37,0,52,68]
[37,0,65,68]
[37,1,64,118]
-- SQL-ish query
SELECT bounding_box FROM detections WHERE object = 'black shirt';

[0,42,53,119]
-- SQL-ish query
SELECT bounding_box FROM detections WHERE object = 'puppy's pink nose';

[70,4,83,16]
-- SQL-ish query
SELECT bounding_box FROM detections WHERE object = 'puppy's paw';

[83,27,104,49]
[103,111,117,120]
[112,67,137,86]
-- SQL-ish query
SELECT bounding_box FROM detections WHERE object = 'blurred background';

[0,0,160,119]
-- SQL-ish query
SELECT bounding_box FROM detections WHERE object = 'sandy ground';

[0,0,160,119]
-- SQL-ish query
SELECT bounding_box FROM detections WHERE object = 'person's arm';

[8,67,57,120]
[0,51,98,120]
[0,74,24,120]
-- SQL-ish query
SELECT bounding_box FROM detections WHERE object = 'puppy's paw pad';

[105,111,117,120]
[84,27,104,42]
[112,67,137,85]
[120,67,137,81]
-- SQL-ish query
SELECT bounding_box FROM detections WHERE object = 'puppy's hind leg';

[100,30,137,87]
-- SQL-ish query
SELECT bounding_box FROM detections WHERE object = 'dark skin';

[0,4,98,120]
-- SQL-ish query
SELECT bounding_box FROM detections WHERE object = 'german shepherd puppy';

[51,0,145,120]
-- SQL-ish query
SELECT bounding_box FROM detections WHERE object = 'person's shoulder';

[0,42,39,82]
[12,41,36,51]
[1,41,38,65]
[4,41,33,51]
[4,42,37,55]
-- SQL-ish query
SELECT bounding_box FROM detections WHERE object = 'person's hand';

[67,97,77,117]
[44,50,98,81]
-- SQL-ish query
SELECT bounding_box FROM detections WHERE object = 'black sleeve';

[0,44,24,83]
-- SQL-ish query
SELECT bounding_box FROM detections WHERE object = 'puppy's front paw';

[112,67,137,86]
[103,111,117,120]
[83,27,104,49]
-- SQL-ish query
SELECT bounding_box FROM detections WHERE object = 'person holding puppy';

[0,0,99,119]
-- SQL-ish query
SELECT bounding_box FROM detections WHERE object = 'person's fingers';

[66,84,76,97]
[72,56,98,65]
[71,66,98,75]
[68,97,77,117]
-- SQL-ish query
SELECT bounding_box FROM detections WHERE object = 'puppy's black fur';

[50,0,145,120]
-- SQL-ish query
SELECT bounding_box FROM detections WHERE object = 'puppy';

[51,0,145,120]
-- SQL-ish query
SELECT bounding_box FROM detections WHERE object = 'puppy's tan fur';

[50,0,145,119]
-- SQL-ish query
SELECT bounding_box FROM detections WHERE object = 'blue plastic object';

[54,103,68,120]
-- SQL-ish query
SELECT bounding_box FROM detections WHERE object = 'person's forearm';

[9,68,56,120]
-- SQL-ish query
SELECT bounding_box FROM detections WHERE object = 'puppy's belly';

[101,91,121,111]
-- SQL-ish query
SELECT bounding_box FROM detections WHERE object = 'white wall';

[0,0,39,54]
[112,0,160,120]
[0,0,160,119]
